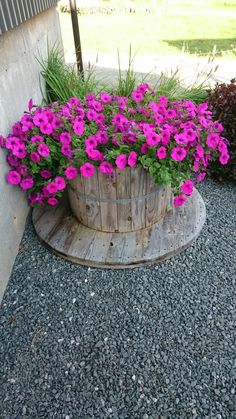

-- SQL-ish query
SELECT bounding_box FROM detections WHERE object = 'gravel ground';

[0,178,236,419]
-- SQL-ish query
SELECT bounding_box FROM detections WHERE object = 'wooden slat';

[116,167,132,232]
[83,169,102,230]
[68,176,88,227]
[145,173,159,228]
[97,171,118,232]
[131,166,146,231]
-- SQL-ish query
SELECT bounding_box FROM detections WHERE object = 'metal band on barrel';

[71,188,167,205]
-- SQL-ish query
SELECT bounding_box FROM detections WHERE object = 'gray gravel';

[0,178,236,419]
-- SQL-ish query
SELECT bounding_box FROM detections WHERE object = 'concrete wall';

[0,7,63,302]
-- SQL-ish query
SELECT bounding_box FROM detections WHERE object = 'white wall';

[0,7,63,302]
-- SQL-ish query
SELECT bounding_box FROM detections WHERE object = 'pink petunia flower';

[80,162,95,177]
[157,146,167,160]
[96,131,108,144]
[128,151,138,167]
[180,180,194,196]
[115,154,127,170]
[85,136,98,149]
[54,176,66,190]
[196,172,206,182]
[48,197,59,206]
[171,146,187,161]
[60,132,72,145]
[31,135,44,143]
[160,129,170,145]
[6,170,21,185]
[61,144,72,157]
[99,162,114,175]
[20,177,34,190]
[19,165,27,176]
[38,143,50,157]
[100,93,112,103]
[12,144,27,159]
[140,143,149,154]
[219,153,230,165]
[131,91,144,103]
[206,133,219,149]
[86,148,104,161]
[173,194,186,207]
[40,122,54,135]
[146,131,161,147]
[73,121,84,136]
[30,152,40,163]
[46,182,58,194]
[40,170,52,179]
[65,166,78,180]
[5,136,20,150]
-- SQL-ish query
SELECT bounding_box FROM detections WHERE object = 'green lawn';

[59,0,236,59]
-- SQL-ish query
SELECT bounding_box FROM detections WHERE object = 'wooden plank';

[33,203,67,242]
[97,170,118,232]
[83,169,102,230]
[145,173,159,228]
[65,223,97,260]
[131,166,146,231]
[116,167,132,232]
[68,175,88,227]
[105,230,137,264]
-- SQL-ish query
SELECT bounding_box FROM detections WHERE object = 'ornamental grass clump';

[1,83,229,208]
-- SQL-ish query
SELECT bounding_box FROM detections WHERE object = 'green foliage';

[207,79,236,180]
[115,46,137,97]
[37,45,101,104]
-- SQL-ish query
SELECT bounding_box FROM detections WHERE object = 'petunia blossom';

[180,180,194,196]
[6,170,21,185]
[128,151,138,167]
[173,194,186,207]
[65,166,78,180]
[157,146,167,160]
[20,178,34,190]
[99,162,114,175]
[171,146,187,161]
[80,162,95,177]
[115,154,127,170]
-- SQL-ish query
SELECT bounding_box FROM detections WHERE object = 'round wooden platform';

[32,189,206,269]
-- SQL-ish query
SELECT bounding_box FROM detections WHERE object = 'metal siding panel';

[12,0,21,26]
[7,0,17,28]
[0,2,8,33]
[0,0,58,34]
[1,0,11,31]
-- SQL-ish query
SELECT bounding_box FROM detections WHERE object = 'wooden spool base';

[32,189,206,269]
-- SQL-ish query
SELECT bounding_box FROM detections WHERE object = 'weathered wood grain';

[33,188,206,269]
[116,167,132,232]
[97,170,118,232]
[131,166,146,231]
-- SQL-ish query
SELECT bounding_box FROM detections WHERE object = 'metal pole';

[69,0,84,77]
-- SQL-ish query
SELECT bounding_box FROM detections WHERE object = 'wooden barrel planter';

[67,166,172,233]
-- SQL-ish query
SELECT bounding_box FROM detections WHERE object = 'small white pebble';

[69,316,73,322]
[72,298,76,304]
[95,386,99,391]
[132,375,136,381]
[90,292,95,297]
[58,338,64,343]
[104,337,108,342]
